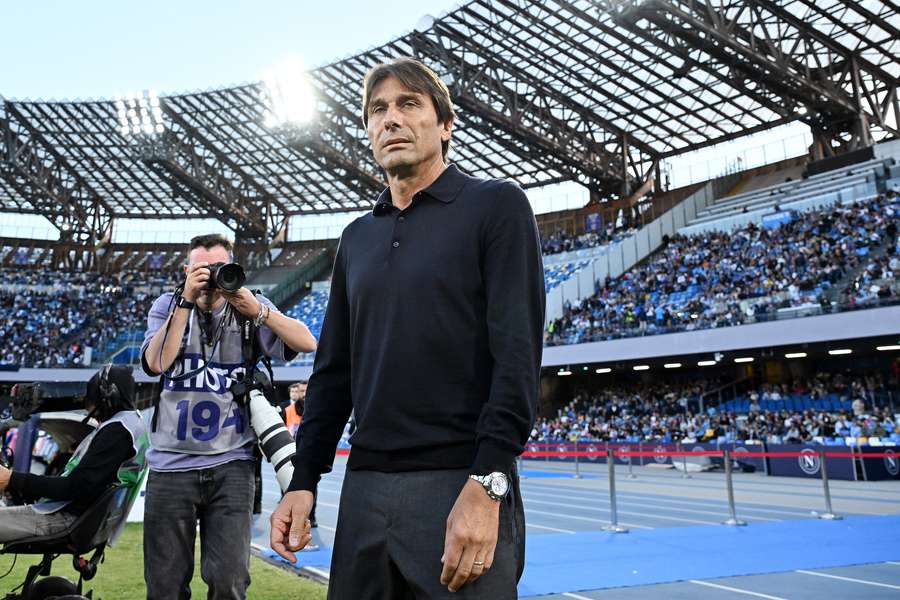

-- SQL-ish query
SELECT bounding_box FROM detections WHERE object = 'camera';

[9,382,84,422]
[231,371,296,494]
[205,262,246,293]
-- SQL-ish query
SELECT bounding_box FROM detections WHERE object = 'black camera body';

[205,262,246,293]
[9,382,84,422]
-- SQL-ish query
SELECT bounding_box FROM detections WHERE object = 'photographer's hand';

[221,287,262,319]
[144,262,207,375]
[183,262,211,302]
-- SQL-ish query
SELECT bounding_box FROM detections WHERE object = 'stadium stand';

[681,157,895,235]
[1,187,897,368]
[533,372,899,445]
[2,1,900,598]
[284,287,330,343]
[541,228,634,256]
[545,192,900,346]
[0,269,176,368]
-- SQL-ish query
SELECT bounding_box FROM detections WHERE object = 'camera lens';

[216,263,246,293]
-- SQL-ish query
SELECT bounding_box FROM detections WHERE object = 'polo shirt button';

[399,216,405,222]
[392,241,400,248]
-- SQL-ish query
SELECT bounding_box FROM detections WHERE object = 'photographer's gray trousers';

[0,505,76,543]
[143,459,255,600]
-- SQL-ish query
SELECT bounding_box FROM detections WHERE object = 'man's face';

[366,76,452,173]
[289,383,307,402]
[185,245,231,308]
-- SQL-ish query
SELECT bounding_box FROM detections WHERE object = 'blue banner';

[860,447,900,481]
[766,443,856,481]
[727,443,768,473]
[640,443,676,466]
[762,210,795,229]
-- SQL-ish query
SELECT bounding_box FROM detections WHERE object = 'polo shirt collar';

[372,164,467,216]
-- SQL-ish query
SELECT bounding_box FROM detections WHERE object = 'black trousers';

[328,466,525,599]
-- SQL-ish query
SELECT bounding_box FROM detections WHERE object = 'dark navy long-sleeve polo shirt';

[288,164,546,492]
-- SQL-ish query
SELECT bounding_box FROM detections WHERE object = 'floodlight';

[117,90,165,137]
[260,57,317,128]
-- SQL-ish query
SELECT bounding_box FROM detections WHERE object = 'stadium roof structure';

[1,0,898,253]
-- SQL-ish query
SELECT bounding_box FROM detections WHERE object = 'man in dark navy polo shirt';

[270,57,545,598]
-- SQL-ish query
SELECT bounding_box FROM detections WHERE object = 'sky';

[1,1,812,242]
[2,0,461,101]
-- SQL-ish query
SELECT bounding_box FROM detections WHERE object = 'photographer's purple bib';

[142,292,289,471]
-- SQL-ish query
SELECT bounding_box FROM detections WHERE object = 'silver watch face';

[489,473,509,497]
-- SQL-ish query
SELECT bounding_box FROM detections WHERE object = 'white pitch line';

[525,507,651,529]
[520,487,802,519]
[306,566,331,580]
[795,570,900,590]
[562,592,594,600]
[523,493,778,523]
[527,523,577,534]
[689,580,789,599]
[525,497,719,525]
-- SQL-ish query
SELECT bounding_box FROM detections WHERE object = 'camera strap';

[232,292,274,416]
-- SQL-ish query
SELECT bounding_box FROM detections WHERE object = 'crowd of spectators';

[0,269,175,368]
[1,190,896,367]
[545,194,899,345]
[540,226,636,256]
[841,231,900,309]
[531,372,898,445]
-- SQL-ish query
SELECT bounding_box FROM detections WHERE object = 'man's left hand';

[0,466,11,492]
[222,287,262,319]
[440,478,500,592]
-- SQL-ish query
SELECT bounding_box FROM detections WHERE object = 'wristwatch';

[175,295,195,311]
[468,472,510,501]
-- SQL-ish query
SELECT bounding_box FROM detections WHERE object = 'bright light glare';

[117,90,165,136]
[261,57,316,128]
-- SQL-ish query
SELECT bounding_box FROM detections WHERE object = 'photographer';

[283,381,306,437]
[140,233,316,600]
[0,365,146,543]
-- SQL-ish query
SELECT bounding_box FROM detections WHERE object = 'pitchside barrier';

[522,441,900,481]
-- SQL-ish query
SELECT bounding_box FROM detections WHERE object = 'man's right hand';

[182,262,210,303]
[270,490,315,562]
